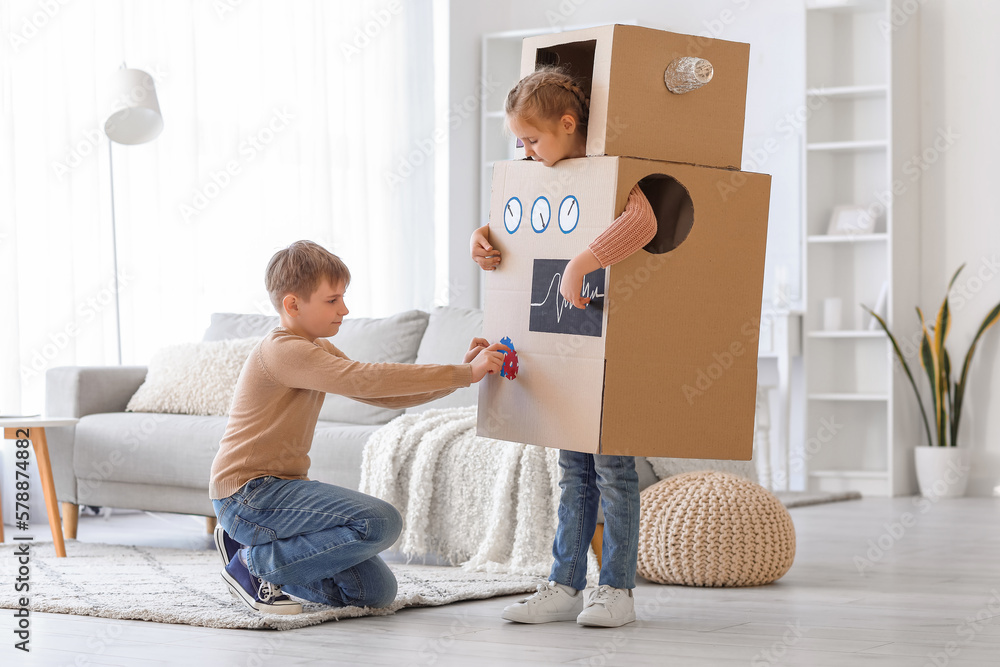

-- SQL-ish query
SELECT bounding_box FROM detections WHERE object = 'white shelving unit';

[801,0,921,496]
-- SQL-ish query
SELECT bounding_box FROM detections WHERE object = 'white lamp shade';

[104,68,163,145]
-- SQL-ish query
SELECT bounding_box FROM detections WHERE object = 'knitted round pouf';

[637,470,795,587]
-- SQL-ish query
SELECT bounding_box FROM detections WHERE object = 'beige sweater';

[209,327,473,499]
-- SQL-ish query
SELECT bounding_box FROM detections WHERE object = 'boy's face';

[509,115,584,167]
[281,278,349,341]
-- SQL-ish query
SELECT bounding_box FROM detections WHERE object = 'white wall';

[919,0,1000,496]
[446,0,806,313]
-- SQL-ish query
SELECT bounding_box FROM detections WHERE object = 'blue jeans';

[550,451,639,591]
[212,476,402,608]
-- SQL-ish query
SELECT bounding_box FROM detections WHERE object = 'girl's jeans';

[550,450,639,591]
[212,476,402,608]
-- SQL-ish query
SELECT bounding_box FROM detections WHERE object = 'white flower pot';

[915,447,971,498]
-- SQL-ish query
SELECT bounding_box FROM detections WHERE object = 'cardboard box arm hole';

[635,174,696,255]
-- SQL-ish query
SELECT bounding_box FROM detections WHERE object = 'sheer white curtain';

[0,0,441,413]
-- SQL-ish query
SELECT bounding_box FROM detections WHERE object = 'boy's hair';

[504,66,590,131]
[265,240,351,312]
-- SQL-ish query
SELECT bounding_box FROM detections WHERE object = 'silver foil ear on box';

[664,57,714,94]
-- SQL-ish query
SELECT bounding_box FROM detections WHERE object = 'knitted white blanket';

[360,406,598,581]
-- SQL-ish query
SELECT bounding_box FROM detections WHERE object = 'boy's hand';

[469,341,510,382]
[463,337,490,364]
[471,224,501,271]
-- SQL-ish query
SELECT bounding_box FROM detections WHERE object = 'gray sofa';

[45,306,659,536]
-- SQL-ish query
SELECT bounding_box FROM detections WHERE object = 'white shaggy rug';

[0,541,540,630]
[361,406,600,583]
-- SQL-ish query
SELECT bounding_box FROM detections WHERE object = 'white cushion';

[202,312,279,341]
[126,338,260,416]
[199,310,429,425]
[317,310,430,424]
[405,307,483,414]
[646,457,759,483]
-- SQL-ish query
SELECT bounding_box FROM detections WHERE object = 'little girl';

[470,66,656,628]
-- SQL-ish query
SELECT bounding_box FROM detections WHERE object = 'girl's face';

[508,114,585,167]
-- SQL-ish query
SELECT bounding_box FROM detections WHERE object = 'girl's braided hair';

[504,65,590,131]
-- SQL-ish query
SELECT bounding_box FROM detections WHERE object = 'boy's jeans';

[550,450,639,591]
[212,476,402,608]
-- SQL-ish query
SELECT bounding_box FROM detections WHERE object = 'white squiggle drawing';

[530,271,605,324]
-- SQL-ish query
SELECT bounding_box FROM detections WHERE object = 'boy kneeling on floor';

[209,240,507,615]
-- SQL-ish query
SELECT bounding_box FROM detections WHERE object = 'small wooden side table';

[1,417,77,557]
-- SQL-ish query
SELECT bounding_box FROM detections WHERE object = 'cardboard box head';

[519,24,750,169]
[477,156,771,459]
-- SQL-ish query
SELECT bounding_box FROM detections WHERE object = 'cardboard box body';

[520,24,750,169]
[477,157,771,459]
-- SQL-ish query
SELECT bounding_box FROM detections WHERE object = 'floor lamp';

[103,67,163,364]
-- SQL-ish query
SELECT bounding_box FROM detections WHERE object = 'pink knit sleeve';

[587,184,657,268]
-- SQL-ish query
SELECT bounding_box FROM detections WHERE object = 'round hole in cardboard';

[636,174,694,255]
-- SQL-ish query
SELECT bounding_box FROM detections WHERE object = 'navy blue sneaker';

[222,550,302,615]
[213,524,243,567]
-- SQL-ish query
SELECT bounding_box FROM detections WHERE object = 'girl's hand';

[560,251,601,309]
[471,224,501,271]
[463,337,490,364]
[469,342,511,382]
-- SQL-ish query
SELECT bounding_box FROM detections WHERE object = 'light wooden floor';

[4,497,1000,666]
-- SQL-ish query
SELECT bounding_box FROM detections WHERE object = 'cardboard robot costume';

[477,25,772,459]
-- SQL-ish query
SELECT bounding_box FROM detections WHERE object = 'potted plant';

[864,264,1000,498]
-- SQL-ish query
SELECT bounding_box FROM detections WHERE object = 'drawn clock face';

[531,196,551,233]
[503,197,522,233]
[558,195,579,233]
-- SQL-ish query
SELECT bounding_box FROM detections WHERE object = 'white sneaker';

[576,585,636,627]
[501,581,583,623]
